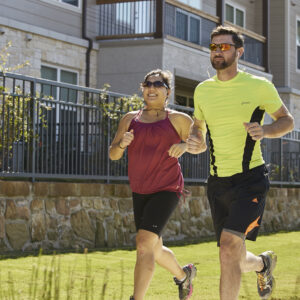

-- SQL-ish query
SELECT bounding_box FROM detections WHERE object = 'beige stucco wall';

[0,25,98,88]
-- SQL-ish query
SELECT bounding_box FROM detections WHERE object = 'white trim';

[225,0,246,28]
[39,0,82,12]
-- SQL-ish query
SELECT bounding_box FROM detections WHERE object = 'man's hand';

[168,143,187,158]
[243,122,264,141]
[186,131,207,154]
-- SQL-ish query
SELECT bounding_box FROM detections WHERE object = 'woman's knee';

[135,230,159,255]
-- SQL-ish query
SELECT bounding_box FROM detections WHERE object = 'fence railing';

[97,0,265,68]
[1,72,300,185]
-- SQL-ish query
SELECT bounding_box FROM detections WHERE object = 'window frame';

[175,8,201,45]
[225,1,246,28]
[40,0,82,12]
[297,17,300,71]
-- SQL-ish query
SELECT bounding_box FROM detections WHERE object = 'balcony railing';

[1,72,299,184]
[97,0,265,68]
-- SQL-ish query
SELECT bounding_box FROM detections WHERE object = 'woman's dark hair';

[141,69,173,89]
[211,25,244,48]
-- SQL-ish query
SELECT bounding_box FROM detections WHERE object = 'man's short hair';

[211,26,244,48]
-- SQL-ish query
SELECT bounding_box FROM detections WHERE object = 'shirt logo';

[241,101,250,105]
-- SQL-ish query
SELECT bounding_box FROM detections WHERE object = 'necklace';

[143,108,166,117]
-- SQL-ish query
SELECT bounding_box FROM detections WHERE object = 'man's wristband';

[118,142,126,150]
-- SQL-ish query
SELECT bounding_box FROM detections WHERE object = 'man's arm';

[186,118,207,154]
[243,104,294,141]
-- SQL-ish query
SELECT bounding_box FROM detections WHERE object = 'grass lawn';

[0,231,299,300]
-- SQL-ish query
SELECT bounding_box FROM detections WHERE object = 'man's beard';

[211,52,236,70]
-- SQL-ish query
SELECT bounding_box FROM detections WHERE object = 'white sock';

[178,275,186,282]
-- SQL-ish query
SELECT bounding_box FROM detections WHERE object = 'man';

[187,26,294,300]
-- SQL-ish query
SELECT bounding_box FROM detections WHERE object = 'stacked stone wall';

[0,181,299,252]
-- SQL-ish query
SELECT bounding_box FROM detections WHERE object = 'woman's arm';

[109,113,135,160]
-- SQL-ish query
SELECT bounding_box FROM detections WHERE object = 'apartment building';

[0,0,299,128]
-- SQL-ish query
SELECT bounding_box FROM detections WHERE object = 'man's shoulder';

[239,71,272,85]
[195,77,217,90]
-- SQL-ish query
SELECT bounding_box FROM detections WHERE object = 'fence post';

[279,136,283,183]
[30,80,37,181]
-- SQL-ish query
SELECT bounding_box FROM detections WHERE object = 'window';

[175,95,194,108]
[178,0,202,10]
[40,0,81,10]
[115,1,154,34]
[225,2,245,27]
[41,65,78,103]
[175,9,201,45]
[297,19,300,69]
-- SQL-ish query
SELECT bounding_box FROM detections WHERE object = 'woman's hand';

[119,129,134,149]
[168,143,187,158]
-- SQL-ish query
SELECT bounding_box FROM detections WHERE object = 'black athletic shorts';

[132,191,180,237]
[207,164,270,246]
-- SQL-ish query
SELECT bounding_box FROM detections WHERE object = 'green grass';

[0,231,299,299]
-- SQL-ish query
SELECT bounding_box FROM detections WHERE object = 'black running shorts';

[207,164,270,246]
[132,191,180,236]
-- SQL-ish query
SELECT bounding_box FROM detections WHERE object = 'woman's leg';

[133,229,159,300]
[154,237,186,280]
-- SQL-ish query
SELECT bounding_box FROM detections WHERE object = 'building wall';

[289,1,300,90]
[0,21,98,88]
[0,181,299,252]
[97,39,164,95]
[269,0,286,87]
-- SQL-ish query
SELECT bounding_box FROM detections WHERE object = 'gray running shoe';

[256,251,277,299]
[129,297,134,300]
[174,264,197,300]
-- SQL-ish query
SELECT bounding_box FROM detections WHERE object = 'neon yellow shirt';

[194,71,283,177]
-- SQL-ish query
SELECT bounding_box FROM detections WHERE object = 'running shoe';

[129,297,134,300]
[256,251,277,299]
[174,263,197,300]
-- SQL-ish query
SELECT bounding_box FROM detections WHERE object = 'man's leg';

[219,230,245,300]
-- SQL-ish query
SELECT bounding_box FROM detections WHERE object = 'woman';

[109,69,196,300]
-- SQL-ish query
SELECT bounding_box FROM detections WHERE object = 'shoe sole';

[185,264,197,300]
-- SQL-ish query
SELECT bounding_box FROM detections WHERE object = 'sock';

[178,275,187,282]
[259,256,267,273]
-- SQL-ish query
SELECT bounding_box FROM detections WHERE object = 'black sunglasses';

[143,80,169,89]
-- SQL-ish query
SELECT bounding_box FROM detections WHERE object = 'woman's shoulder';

[168,109,193,124]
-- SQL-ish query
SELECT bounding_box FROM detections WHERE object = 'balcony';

[97,0,266,69]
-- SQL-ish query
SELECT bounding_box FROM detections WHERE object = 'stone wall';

[0,181,299,252]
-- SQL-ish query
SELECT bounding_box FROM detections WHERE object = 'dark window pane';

[60,70,77,103]
[236,9,244,27]
[175,95,187,106]
[41,66,57,98]
[62,0,79,7]
[190,17,200,44]
[226,4,234,23]
[176,11,188,41]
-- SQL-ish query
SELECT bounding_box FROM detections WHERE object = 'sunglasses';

[209,43,236,52]
[143,80,169,89]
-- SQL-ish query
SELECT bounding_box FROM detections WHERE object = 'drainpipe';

[82,0,93,87]
[217,0,225,26]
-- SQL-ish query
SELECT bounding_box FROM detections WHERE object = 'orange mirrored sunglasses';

[209,43,236,52]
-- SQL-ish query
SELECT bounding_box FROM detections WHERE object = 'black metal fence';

[1,72,299,185]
